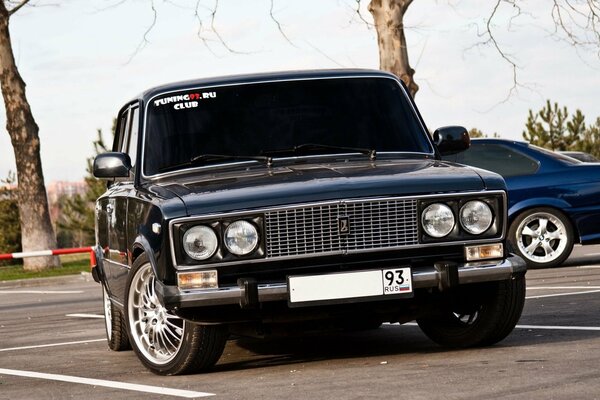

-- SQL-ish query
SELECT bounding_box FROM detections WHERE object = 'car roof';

[135,69,399,103]
[471,138,583,166]
[470,138,530,147]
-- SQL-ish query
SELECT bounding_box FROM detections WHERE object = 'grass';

[0,254,91,281]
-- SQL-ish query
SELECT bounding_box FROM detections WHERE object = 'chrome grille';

[265,198,418,258]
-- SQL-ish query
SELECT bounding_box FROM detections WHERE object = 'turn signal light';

[465,243,504,261]
[178,270,218,290]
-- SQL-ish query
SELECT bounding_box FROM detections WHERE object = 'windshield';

[143,77,433,176]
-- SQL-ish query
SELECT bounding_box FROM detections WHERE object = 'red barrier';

[0,246,95,266]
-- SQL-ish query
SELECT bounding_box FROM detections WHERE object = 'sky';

[0,0,599,183]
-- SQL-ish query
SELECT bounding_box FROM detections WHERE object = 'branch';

[8,0,31,16]
[485,0,521,102]
[551,0,600,56]
[208,0,245,54]
[354,0,374,28]
[126,0,157,63]
[270,0,296,47]
[305,40,346,68]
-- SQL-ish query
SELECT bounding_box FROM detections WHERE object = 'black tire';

[508,207,574,269]
[102,285,131,351]
[125,254,228,375]
[416,274,525,348]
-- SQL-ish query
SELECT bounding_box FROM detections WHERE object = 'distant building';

[45,181,87,222]
[0,184,17,200]
[46,181,87,204]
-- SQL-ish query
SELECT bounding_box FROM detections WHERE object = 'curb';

[0,272,94,289]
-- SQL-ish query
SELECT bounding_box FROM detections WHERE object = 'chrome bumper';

[156,255,526,309]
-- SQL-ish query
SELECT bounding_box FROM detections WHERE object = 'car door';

[104,104,139,304]
[454,142,540,208]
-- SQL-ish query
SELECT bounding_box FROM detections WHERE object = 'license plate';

[288,267,412,305]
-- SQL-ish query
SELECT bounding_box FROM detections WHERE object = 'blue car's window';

[457,143,539,177]
[530,145,582,165]
[143,77,433,176]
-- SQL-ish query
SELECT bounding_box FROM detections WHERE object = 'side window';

[457,144,539,177]
[114,110,130,152]
[127,107,140,168]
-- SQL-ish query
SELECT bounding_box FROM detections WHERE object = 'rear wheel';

[125,254,228,375]
[103,285,130,351]
[416,274,525,348]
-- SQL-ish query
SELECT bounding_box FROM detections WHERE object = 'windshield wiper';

[158,154,273,172]
[263,143,376,161]
[191,154,273,166]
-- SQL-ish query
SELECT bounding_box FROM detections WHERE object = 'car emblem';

[338,216,351,235]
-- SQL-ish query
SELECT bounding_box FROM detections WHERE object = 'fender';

[91,245,105,284]
[132,234,160,279]
[508,197,573,220]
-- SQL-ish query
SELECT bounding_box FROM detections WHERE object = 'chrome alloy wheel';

[128,263,184,365]
[516,212,568,264]
[453,310,480,325]
[103,286,112,341]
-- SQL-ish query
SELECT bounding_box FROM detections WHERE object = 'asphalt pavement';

[2,245,600,399]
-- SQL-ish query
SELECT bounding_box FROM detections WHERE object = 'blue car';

[443,138,600,268]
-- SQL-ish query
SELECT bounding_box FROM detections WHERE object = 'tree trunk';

[0,2,59,270]
[369,0,418,97]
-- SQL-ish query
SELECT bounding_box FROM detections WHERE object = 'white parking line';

[0,368,215,398]
[516,325,600,331]
[0,339,106,352]
[400,322,600,331]
[66,313,104,319]
[526,289,600,299]
[577,265,600,269]
[527,286,600,290]
[0,290,83,294]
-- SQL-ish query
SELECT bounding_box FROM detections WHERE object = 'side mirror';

[433,126,470,156]
[93,152,132,179]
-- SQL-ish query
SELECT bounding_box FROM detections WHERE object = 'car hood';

[150,159,503,216]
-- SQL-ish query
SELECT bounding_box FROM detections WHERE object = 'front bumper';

[156,255,526,310]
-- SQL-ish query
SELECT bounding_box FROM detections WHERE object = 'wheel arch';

[131,235,160,278]
[508,199,581,244]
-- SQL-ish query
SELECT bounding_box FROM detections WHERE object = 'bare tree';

[368,0,418,97]
[0,0,59,270]
[362,0,600,99]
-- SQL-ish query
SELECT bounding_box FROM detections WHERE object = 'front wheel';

[125,254,228,375]
[508,207,574,269]
[417,274,525,348]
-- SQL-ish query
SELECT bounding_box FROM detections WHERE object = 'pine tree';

[57,128,111,246]
[523,101,594,151]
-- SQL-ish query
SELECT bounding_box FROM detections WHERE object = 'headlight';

[460,200,493,235]
[224,220,259,255]
[422,203,455,238]
[183,225,218,260]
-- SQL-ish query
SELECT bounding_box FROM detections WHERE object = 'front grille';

[264,198,419,258]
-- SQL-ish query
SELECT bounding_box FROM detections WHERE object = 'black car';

[559,151,599,163]
[93,69,526,375]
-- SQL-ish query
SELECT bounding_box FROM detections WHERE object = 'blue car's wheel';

[509,207,574,268]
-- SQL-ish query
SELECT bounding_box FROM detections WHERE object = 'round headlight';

[422,203,455,238]
[460,200,493,235]
[182,225,218,260]
[224,220,259,256]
